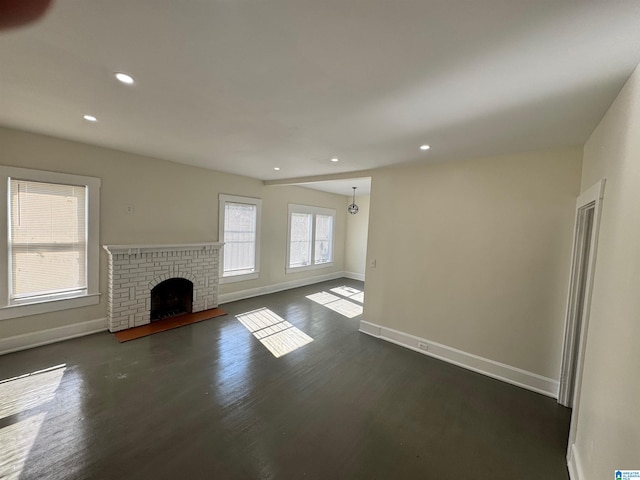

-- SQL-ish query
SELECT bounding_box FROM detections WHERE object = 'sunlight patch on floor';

[0,364,66,421]
[350,292,364,303]
[306,286,364,318]
[236,308,313,358]
[305,291,341,305]
[323,298,363,318]
[330,286,361,298]
[0,365,66,479]
[0,413,46,480]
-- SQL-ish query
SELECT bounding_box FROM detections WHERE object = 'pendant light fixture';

[347,186,359,215]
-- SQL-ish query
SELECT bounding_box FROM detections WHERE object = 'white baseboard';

[567,443,584,480]
[359,320,559,398]
[219,271,348,304]
[0,318,108,356]
[344,271,365,281]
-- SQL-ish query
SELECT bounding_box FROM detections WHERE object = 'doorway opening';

[558,204,595,407]
[560,179,605,467]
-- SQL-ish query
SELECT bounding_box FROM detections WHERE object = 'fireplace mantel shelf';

[103,243,223,256]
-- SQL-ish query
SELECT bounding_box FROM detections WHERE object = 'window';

[314,214,334,265]
[219,194,261,283]
[289,212,313,268]
[287,204,335,272]
[10,179,87,301]
[0,166,101,320]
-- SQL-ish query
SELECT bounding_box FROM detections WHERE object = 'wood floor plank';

[0,279,571,480]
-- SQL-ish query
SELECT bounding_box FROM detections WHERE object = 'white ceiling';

[2,1,640,191]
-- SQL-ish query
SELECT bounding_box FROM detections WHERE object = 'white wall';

[569,63,640,479]
[0,127,346,344]
[344,195,370,279]
[362,147,582,380]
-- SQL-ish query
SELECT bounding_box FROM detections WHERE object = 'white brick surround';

[103,243,222,332]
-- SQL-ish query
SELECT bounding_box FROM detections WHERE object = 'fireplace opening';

[150,278,193,321]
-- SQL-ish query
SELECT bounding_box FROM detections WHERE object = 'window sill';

[220,272,259,284]
[286,262,334,275]
[0,293,101,320]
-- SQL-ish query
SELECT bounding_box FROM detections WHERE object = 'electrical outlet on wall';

[369,259,376,268]
[417,342,429,351]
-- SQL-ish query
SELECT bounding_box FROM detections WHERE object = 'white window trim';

[0,166,101,320]
[218,194,262,284]
[286,203,336,274]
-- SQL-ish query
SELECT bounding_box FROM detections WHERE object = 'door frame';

[560,179,605,464]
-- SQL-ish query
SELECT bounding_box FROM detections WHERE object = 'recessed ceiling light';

[331,158,339,162]
[115,72,135,85]
[420,144,431,151]
[274,167,280,171]
[83,115,97,122]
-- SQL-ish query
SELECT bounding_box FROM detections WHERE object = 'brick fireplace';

[103,243,222,332]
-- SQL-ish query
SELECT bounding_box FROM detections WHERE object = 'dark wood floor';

[0,278,571,480]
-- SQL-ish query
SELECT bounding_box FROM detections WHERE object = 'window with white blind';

[287,204,335,272]
[0,166,101,320]
[219,194,261,283]
[10,179,87,301]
